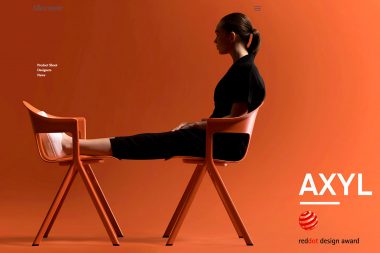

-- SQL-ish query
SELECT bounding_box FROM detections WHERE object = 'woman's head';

[214,12,260,59]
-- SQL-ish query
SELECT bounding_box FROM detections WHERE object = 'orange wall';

[1,0,380,252]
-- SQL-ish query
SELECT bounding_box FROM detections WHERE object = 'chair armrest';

[32,114,79,135]
[205,114,251,135]
[34,113,86,138]
[73,117,86,139]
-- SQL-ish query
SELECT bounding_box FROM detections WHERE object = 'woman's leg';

[62,133,113,156]
[60,130,248,160]
[61,129,205,159]
[108,129,206,160]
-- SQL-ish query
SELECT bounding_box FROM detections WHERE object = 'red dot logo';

[299,211,318,230]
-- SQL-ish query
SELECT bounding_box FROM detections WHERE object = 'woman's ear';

[228,31,238,43]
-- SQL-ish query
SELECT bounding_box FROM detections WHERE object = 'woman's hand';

[172,120,207,131]
[172,122,191,131]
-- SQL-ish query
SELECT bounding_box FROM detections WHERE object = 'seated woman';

[46,12,266,161]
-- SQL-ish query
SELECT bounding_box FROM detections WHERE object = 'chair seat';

[169,156,240,166]
[183,158,231,166]
[46,155,114,166]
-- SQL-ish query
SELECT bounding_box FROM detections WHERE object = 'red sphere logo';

[299,211,318,230]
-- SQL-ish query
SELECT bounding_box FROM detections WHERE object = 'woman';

[48,12,266,161]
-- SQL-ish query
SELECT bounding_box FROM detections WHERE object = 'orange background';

[1,0,380,252]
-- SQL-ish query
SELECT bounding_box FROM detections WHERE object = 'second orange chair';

[23,101,123,246]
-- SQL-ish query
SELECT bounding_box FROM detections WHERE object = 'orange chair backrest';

[218,103,263,161]
[23,101,64,162]
[238,104,262,161]
[206,102,263,162]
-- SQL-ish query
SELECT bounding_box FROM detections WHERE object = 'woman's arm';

[172,102,248,131]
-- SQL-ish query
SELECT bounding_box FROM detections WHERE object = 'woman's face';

[214,22,233,54]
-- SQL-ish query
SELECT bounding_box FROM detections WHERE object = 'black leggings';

[109,128,249,161]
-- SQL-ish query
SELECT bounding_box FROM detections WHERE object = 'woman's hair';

[219,12,261,59]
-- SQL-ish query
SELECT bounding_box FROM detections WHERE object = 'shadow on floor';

[0,234,169,247]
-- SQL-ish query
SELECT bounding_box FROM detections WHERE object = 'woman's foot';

[37,111,68,158]
[41,132,67,158]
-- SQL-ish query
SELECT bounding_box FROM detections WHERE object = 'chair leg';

[166,164,206,246]
[217,194,244,238]
[33,164,76,246]
[206,163,243,239]
[163,163,204,238]
[44,168,78,238]
[207,163,253,246]
[84,164,124,237]
[77,163,120,246]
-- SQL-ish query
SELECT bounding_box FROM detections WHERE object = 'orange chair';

[23,101,123,246]
[163,104,263,246]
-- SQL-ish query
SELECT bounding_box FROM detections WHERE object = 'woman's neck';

[230,46,249,63]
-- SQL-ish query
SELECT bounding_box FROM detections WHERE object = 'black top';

[210,54,265,118]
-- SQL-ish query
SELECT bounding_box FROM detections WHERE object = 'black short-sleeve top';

[210,53,265,118]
